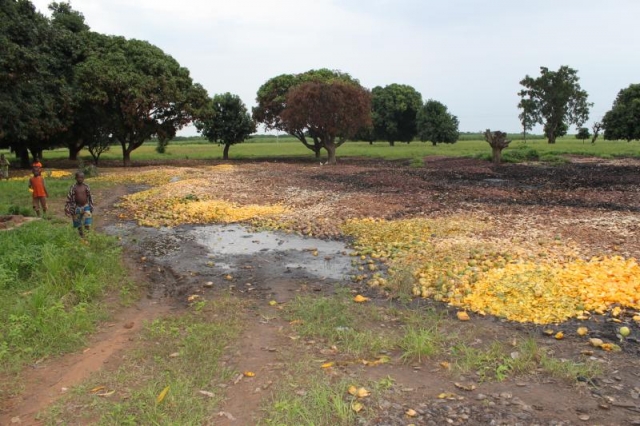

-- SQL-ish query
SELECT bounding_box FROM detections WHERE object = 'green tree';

[47,2,92,161]
[591,121,602,144]
[575,127,590,144]
[49,1,89,33]
[76,34,209,166]
[253,69,359,158]
[518,66,592,144]
[280,81,371,165]
[0,0,75,167]
[602,84,640,141]
[416,100,460,146]
[195,93,256,160]
[371,84,422,146]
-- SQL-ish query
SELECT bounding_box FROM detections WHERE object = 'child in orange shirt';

[28,167,48,217]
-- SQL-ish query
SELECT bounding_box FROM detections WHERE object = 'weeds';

[260,361,357,426]
[44,296,245,425]
[0,221,124,377]
[284,291,397,357]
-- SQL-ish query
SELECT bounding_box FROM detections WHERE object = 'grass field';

[1,136,639,166]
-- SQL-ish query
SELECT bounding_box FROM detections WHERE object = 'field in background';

[2,136,640,165]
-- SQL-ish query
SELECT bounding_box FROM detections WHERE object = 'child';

[65,171,94,236]
[28,167,48,217]
[32,156,42,170]
[0,154,9,180]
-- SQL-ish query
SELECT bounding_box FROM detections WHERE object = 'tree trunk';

[29,148,42,163]
[326,143,337,165]
[17,146,30,169]
[547,135,556,144]
[389,141,395,147]
[68,140,84,160]
[432,141,437,147]
[314,147,321,158]
[492,147,502,164]
[122,142,132,167]
[223,143,230,160]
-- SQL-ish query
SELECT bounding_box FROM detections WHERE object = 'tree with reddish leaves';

[253,69,361,158]
[280,81,371,165]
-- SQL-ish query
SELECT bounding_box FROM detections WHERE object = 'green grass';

[44,297,244,425]
[3,136,639,166]
[284,292,398,358]
[260,369,357,426]
[0,220,124,380]
[0,172,78,216]
[398,309,448,363]
[450,337,601,383]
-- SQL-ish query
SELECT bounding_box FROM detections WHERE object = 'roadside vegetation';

[45,297,244,425]
[0,175,128,397]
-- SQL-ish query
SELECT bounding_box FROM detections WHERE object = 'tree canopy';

[76,34,209,166]
[280,81,371,165]
[518,66,591,144]
[416,100,460,146]
[195,92,256,160]
[253,69,360,158]
[0,0,79,166]
[576,127,590,143]
[0,0,209,167]
[602,84,640,141]
[371,84,422,146]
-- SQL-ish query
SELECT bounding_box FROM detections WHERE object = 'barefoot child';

[64,172,94,236]
[28,167,48,216]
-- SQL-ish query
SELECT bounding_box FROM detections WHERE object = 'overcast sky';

[30,0,640,136]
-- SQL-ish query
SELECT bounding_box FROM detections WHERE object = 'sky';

[30,0,640,136]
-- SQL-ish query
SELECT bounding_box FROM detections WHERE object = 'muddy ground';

[3,155,640,425]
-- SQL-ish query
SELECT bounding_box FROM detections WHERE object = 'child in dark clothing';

[64,172,94,236]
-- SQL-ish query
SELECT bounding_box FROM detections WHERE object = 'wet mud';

[104,222,358,302]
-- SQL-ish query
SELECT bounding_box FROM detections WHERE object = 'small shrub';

[503,147,539,163]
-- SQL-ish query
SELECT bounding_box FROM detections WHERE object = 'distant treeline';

[171,132,547,143]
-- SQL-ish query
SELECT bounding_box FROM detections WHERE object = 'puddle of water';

[104,223,357,282]
[191,225,345,255]
[190,225,354,281]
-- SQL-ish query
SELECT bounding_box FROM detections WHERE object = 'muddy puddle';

[104,223,358,300]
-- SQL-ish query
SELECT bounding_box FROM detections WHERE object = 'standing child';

[0,154,9,180]
[28,167,48,217]
[65,172,94,236]
[32,156,42,170]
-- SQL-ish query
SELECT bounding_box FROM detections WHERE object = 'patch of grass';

[502,146,539,163]
[284,291,397,357]
[259,358,357,426]
[398,308,449,363]
[540,355,602,382]
[451,341,515,381]
[399,326,443,363]
[450,336,602,383]
[44,296,245,425]
[5,137,639,167]
[409,157,424,168]
[384,267,415,304]
[0,221,124,377]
